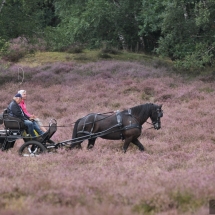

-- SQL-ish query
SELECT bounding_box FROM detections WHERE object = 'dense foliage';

[1,0,215,69]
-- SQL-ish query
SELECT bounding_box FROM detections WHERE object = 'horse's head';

[150,104,163,130]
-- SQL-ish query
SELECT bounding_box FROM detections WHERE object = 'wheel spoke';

[32,147,38,154]
[22,153,40,157]
[26,145,38,156]
[23,154,30,157]
[28,146,32,153]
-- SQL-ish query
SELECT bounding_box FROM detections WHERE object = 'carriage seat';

[2,109,26,130]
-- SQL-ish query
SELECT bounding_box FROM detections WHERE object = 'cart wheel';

[19,141,47,157]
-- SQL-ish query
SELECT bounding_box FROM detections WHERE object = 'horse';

[71,103,163,152]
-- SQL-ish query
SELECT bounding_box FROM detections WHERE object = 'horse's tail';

[72,118,82,139]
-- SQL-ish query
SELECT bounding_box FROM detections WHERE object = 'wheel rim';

[21,144,44,157]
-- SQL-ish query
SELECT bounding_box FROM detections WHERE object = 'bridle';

[147,108,163,130]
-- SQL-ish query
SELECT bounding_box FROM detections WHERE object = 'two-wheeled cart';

[0,110,127,156]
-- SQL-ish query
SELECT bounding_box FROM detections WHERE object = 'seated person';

[18,89,46,132]
[7,93,44,138]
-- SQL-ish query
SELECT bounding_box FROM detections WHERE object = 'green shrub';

[101,47,120,55]
[2,49,27,62]
[1,37,36,62]
[97,52,112,59]
[59,42,85,54]
[0,38,9,56]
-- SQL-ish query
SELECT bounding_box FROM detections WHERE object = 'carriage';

[0,103,163,156]
[0,109,58,156]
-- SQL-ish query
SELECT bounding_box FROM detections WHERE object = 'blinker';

[157,110,163,118]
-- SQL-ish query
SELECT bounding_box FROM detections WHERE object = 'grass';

[18,50,170,68]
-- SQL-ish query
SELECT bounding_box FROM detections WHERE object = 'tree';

[137,0,165,52]
[0,0,57,40]
[156,0,215,68]
[1,0,215,69]
[50,0,142,50]
[0,0,6,13]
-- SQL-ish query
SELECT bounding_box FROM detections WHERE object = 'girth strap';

[115,110,123,139]
[122,124,142,131]
[116,110,122,127]
[90,114,97,133]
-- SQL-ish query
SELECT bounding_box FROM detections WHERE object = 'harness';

[116,110,123,139]
[123,109,142,130]
[78,113,98,137]
[77,109,142,140]
[118,109,142,140]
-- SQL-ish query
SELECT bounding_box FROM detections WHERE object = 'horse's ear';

[159,104,163,108]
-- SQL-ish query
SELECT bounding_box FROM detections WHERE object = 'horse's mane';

[131,103,154,117]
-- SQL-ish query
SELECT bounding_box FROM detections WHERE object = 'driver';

[7,93,44,138]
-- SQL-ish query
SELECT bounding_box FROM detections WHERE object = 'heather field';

[0,56,215,215]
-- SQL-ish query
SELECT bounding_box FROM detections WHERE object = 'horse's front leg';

[123,137,133,153]
[132,139,144,151]
[87,138,96,149]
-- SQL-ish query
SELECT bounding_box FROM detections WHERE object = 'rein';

[139,121,154,130]
[42,111,116,128]
[53,113,153,129]
[145,121,153,125]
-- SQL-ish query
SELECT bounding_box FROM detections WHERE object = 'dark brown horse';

[71,103,163,152]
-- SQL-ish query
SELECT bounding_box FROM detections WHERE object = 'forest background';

[1,0,215,70]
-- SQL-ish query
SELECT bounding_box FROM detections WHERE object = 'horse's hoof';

[139,147,144,152]
[75,145,82,149]
[87,144,94,150]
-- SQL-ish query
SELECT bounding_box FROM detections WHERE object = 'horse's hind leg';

[132,139,144,151]
[87,138,96,149]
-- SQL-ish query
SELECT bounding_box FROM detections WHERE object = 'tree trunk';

[0,0,6,13]
[136,42,139,52]
[183,5,188,20]
[118,33,127,50]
